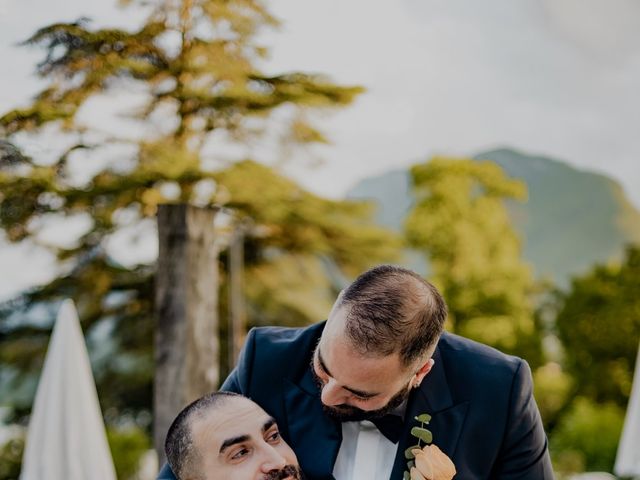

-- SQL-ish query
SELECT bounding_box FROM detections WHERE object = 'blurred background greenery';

[1,0,639,478]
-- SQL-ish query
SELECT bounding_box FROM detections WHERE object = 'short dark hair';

[165,391,241,480]
[338,265,447,366]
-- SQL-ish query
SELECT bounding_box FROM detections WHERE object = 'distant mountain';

[346,148,640,286]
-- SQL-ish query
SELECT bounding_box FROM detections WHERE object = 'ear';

[412,358,435,387]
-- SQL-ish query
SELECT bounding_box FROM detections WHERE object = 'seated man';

[164,391,303,480]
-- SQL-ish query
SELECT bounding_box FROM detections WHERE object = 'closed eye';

[353,394,373,402]
[316,346,379,399]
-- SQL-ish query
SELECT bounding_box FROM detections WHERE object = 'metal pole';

[228,225,246,368]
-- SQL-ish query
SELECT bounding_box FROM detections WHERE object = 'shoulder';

[249,321,325,353]
[436,332,527,394]
[438,331,522,367]
[243,321,325,377]
[250,321,325,345]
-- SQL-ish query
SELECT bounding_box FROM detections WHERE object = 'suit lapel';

[284,367,340,480]
[389,345,469,480]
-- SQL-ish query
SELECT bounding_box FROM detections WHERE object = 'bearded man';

[159,265,552,479]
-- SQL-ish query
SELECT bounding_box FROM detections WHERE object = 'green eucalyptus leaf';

[404,445,420,459]
[404,471,410,480]
[407,460,415,470]
[410,426,433,444]
[414,413,432,424]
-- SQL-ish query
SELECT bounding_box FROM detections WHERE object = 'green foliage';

[107,425,151,480]
[242,255,335,327]
[217,161,399,275]
[414,413,431,423]
[410,426,432,444]
[405,157,542,363]
[533,362,573,430]
[555,245,640,405]
[546,247,640,474]
[0,436,23,480]
[550,397,625,475]
[0,0,395,419]
[404,446,419,460]
[404,411,432,477]
[2,9,361,138]
[347,150,640,287]
[0,427,151,480]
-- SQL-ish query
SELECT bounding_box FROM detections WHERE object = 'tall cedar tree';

[0,0,399,418]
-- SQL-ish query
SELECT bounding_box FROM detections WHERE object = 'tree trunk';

[154,204,219,462]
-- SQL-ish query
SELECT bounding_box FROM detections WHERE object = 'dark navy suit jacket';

[157,322,554,479]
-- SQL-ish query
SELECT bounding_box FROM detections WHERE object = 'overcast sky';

[1,0,640,297]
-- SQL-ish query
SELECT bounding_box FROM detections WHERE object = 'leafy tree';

[549,397,625,474]
[0,0,398,420]
[0,436,23,480]
[405,157,541,363]
[107,425,152,480]
[532,361,573,431]
[555,245,640,406]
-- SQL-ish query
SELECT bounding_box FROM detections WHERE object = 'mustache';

[262,464,303,480]
[309,350,373,421]
[308,342,410,422]
[322,402,379,422]
[310,356,410,422]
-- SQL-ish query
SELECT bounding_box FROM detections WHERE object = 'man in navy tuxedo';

[158,265,553,479]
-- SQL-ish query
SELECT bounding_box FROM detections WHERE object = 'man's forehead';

[191,398,269,446]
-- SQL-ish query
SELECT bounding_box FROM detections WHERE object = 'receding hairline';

[335,269,439,333]
[186,394,261,444]
[326,303,438,360]
[332,265,447,365]
[336,267,434,308]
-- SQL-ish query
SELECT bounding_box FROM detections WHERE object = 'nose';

[320,378,349,406]
[260,444,287,473]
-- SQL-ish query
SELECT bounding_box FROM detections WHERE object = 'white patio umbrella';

[20,299,116,480]
[615,340,640,478]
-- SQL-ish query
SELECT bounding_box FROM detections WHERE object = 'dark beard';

[321,384,409,422]
[309,348,411,422]
[262,464,304,480]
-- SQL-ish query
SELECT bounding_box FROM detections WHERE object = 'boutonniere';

[403,413,457,480]
[403,413,432,480]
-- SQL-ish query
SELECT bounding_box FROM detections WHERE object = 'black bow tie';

[371,414,404,443]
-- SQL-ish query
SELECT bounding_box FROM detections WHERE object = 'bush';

[107,425,152,480]
[0,436,23,480]
[550,397,625,475]
[534,362,573,428]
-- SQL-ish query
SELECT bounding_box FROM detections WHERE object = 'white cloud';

[0,0,12,16]
[542,0,640,56]
[268,0,640,206]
